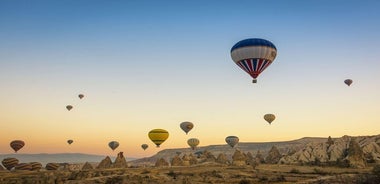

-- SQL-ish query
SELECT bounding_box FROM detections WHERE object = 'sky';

[0,0,379,158]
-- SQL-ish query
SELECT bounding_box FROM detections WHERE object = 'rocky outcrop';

[345,139,366,168]
[216,153,229,165]
[189,154,198,165]
[266,146,282,164]
[198,150,216,163]
[171,155,183,166]
[182,154,191,166]
[97,156,112,169]
[255,150,265,164]
[232,149,246,166]
[113,152,127,168]
[81,162,94,170]
[155,158,169,167]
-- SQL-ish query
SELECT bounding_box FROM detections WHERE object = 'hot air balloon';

[78,94,84,99]
[66,105,73,111]
[67,139,73,145]
[187,138,200,150]
[344,79,353,86]
[108,141,119,151]
[15,163,32,171]
[148,129,169,147]
[264,114,276,125]
[141,144,148,150]
[231,38,277,83]
[10,140,25,153]
[180,121,194,134]
[30,162,42,171]
[45,163,59,170]
[2,157,19,170]
[225,136,239,148]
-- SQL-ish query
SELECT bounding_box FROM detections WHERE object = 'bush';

[313,168,328,175]
[372,164,380,176]
[239,179,252,184]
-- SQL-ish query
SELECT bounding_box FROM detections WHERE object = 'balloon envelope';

[264,114,276,124]
[141,144,148,150]
[344,79,353,86]
[180,122,194,134]
[78,94,84,99]
[187,138,200,150]
[108,141,119,151]
[10,140,25,153]
[67,140,73,145]
[66,105,73,111]
[148,129,169,147]
[231,38,277,83]
[225,136,239,148]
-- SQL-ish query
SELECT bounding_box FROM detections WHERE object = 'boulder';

[97,156,112,169]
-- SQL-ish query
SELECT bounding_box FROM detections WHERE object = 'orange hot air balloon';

[10,140,25,153]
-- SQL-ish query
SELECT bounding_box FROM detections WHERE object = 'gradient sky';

[0,0,379,158]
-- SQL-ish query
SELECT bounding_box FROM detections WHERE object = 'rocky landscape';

[2,134,380,183]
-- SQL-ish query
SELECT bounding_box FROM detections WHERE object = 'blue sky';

[0,0,379,156]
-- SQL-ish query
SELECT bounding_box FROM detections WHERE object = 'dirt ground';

[0,164,374,184]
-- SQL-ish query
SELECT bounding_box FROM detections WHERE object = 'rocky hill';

[129,135,380,168]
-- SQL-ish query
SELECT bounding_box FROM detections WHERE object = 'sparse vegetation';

[290,168,300,174]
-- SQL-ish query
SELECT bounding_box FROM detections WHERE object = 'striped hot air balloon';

[30,162,42,171]
[108,141,119,151]
[148,129,169,147]
[15,163,32,171]
[45,163,59,170]
[231,38,277,83]
[10,140,25,153]
[2,157,19,170]
[187,138,200,150]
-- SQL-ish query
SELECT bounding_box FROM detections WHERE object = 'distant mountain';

[0,153,137,166]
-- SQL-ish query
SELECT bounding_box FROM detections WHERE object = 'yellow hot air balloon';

[264,114,276,124]
[148,129,169,147]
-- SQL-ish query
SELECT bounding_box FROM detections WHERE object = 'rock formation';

[189,154,198,165]
[265,146,282,164]
[155,158,169,167]
[97,156,112,169]
[171,155,183,166]
[113,152,128,168]
[232,149,247,166]
[345,139,366,168]
[81,162,94,170]
[182,154,191,166]
[216,153,229,165]
[255,150,265,164]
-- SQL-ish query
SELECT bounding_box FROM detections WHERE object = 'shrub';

[289,168,300,174]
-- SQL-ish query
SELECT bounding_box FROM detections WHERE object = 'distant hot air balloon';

[2,157,19,170]
[10,140,25,153]
[180,121,194,135]
[148,129,169,147]
[108,141,119,151]
[67,139,73,145]
[231,38,277,83]
[45,163,59,170]
[78,94,84,99]
[225,136,239,148]
[141,144,148,150]
[15,163,32,171]
[187,138,200,150]
[30,162,42,171]
[66,105,73,111]
[264,114,276,125]
[344,79,353,86]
